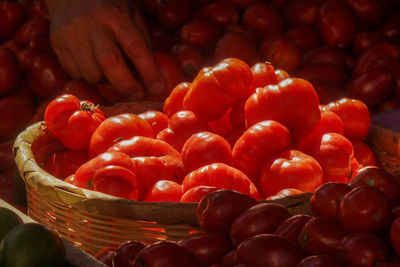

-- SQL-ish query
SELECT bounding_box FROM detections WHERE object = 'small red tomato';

[339,185,392,233]
[296,63,348,87]
[0,2,25,40]
[284,0,318,26]
[250,62,278,89]
[112,240,146,267]
[302,46,345,69]
[274,214,313,247]
[285,25,320,52]
[14,17,49,44]
[350,140,376,167]
[138,110,169,137]
[310,182,352,219]
[156,0,196,30]
[171,43,203,81]
[197,1,240,27]
[94,246,116,267]
[179,185,220,202]
[242,3,283,37]
[142,180,183,202]
[352,31,387,56]
[230,203,291,246]
[163,82,191,117]
[345,0,384,26]
[196,189,258,234]
[180,19,220,52]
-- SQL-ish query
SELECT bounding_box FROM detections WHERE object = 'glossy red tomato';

[339,185,392,233]
[250,62,278,90]
[197,1,240,27]
[138,110,168,136]
[297,255,342,267]
[179,185,219,202]
[112,240,146,267]
[274,214,312,247]
[196,189,258,234]
[163,82,191,117]
[132,241,200,267]
[178,232,233,266]
[142,180,183,202]
[337,233,389,266]
[232,120,291,186]
[366,57,400,99]
[14,17,49,44]
[245,78,321,142]
[0,2,25,40]
[298,217,347,255]
[242,3,283,37]
[235,234,304,267]
[156,0,196,30]
[310,182,352,219]
[347,166,400,205]
[345,0,384,26]
[315,0,356,49]
[44,94,105,151]
[260,150,323,198]
[1,39,24,54]
[230,203,291,246]
[171,43,203,81]
[351,31,387,56]
[302,46,345,69]
[379,12,400,42]
[28,0,49,19]
[180,19,220,52]
[89,113,153,157]
[27,35,52,53]
[181,131,232,173]
[94,246,116,267]
[0,47,21,96]
[349,140,376,167]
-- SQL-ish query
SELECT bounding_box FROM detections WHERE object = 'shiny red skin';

[196,189,258,235]
[274,214,312,247]
[171,43,203,81]
[179,186,219,202]
[138,110,169,137]
[197,1,240,27]
[250,62,278,89]
[339,185,393,233]
[112,240,146,267]
[297,255,342,267]
[0,2,25,41]
[14,17,49,44]
[230,203,291,247]
[142,180,183,202]
[352,31,387,56]
[163,82,191,117]
[94,247,116,267]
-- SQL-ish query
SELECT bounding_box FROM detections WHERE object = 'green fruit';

[0,207,23,241]
[0,223,66,267]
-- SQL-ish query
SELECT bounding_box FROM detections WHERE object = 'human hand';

[44,0,165,100]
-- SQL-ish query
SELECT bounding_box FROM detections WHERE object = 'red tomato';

[302,45,345,69]
[44,94,105,151]
[213,33,260,67]
[14,17,49,44]
[351,31,387,56]
[296,63,348,87]
[28,0,49,19]
[350,140,376,167]
[138,110,168,136]
[266,188,304,200]
[298,217,347,255]
[180,19,220,52]
[27,35,52,53]
[94,246,116,267]
[379,12,400,42]
[142,180,183,202]
[337,233,389,266]
[242,3,283,37]
[43,149,89,179]
[339,185,392,233]
[0,47,21,96]
[1,39,24,54]
[0,96,34,142]
[259,35,301,74]
[196,189,258,234]
[179,185,219,202]
[178,232,233,266]
[163,82,191,117]
[112,240,146,267]
[197,1,240,27]
[285,25,320,52]
[245,78,321,142]
[274,214,313,247]
[324,98,371,141]
[366,57,400,99]
[182,163,260,199]
[89,113,153,157]
[250,62,278,90]
[347,166,400,205]
[315,0,356,49]
[235,234,304,267]
[157,110,211,152]
[208,107,235,136]
[155,0,197,30]
[259,150,323,198]
[297,255,342,267]
[390,217,400,256]
[62,80,105,105]
[310,182,352,219]
[274,69,290,81]
[344,0,384,26]
[74,151,141,200]
[232,120,291,186]
[284,0,318,26]
[132,241,200,267]
[230,203,291,246]
[181,131,232,173]
[0,2,25,40]
[171,43,203,81]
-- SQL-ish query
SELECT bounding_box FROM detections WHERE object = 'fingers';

[112,17,166,95]
[51,43,82,80]
[68,42,103,83]
[90,28,144,100]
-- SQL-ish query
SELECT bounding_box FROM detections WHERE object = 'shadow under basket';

[14,122,312,256]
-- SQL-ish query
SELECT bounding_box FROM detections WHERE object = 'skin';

[44,0,166,100]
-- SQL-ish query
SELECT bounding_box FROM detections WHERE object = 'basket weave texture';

[14,121,312,255]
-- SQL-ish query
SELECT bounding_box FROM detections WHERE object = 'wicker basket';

[13,121,312,255]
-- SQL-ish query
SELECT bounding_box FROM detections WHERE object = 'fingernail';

[150,79,166,95]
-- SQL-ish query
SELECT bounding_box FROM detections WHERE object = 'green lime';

[0,223,66,267]
[0,207,23,241]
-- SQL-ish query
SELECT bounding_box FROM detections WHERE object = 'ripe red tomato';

[94,246,116,267]
[315,0,356,49]
[235,234,304,267]
[345,0,384,26]
[274,214,312,247]
[245,78,321,142]
[197,1,240,27]
[196,189,258,234]
[351,31,387,56]
[266,188,304,200]
[347,166,400,205]
[230,203,291,246]
[232,120,291,186]
[302,46,346,69]
[310,182,351,219]
[179,185,219,202]
[43,149,89,179]
[180,19,220,52]
[323,98,371,141]
[284,0,318,26]
[138,110,168,136]
[0,2,25,40]
[178,232,233,266]
[339,185,392,233]
[171,43,203,81]
[183,163,260,199]
[350,140,376,167]
[142,180,183,202]
[89,113,153,157]
[181,131,232,173]
[163,82,191,117]
[28,0,50,19]
[285,25,320,52]
[337,233,389,266]
[1,39,24,54]
[297,255,342,267]
[242,3,283,37]
[44,94,105,151]
[112,240,146,267]
[250,62,278,89]
[0,47,21,96]
[259,150,323,198]
[366,57,400,99]
[296,63,348,87]
[298,217,347,255]
[14,17,49,44]
[156,0,196,30]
